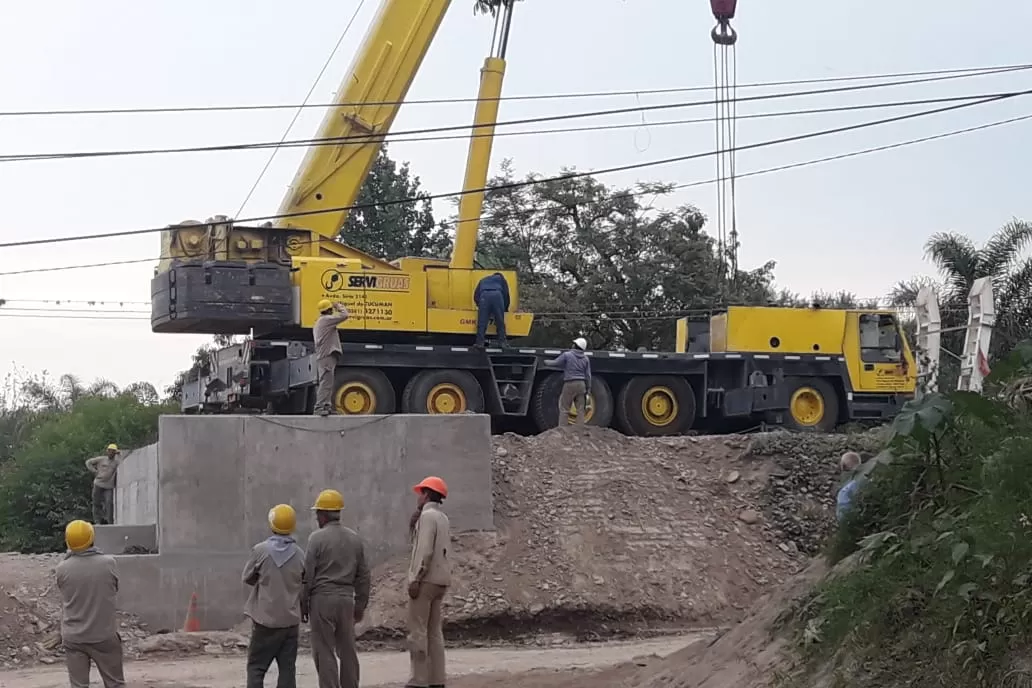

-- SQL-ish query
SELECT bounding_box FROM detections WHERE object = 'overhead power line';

[1,63,1028,117]
[2,91,1018,167]
[1,89,1027,252]
[235,0,368,218]
[1,69,1026,164]
[1,105,1029,278]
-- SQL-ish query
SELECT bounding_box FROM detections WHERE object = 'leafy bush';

[794,343,1032,687]
[0,394,170,553]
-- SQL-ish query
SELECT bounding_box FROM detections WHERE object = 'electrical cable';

[2,63,1028,117]
[1,88,1027,251]
[1,68,1024,164]
[235,0,368,218]
[2,106,1029,278]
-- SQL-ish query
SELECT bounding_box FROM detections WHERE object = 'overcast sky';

[1,0,1030,392]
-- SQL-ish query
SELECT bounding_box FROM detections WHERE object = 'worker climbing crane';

[710,0,739,283]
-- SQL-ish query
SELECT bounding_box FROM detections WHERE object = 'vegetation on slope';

[0,373,171,553]
[789,341,1032,687]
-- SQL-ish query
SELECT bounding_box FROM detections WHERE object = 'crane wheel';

[529,373,614,431]
[615,376,695,437]
[401,369,485,415]
[783,377,839,433]
[333,368,396,415]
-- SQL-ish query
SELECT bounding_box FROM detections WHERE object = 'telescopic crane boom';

[151,0,531,342]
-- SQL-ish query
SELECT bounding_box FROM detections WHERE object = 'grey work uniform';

[312,309,349,415]
[85,454,120,525]
[56,548,124,688]
[407,502,452,688]
[243,536,306,688]
[547,349,592,425]
[303,521,371,688]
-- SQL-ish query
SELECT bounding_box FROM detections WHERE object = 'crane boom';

[276,0,453,238]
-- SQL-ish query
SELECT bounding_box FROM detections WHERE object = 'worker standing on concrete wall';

[56,519,125,688]
[85,443,121,525]
[242,504,306,688]
[407,476,452,688]
[312,300,350,416]
[544,338,592,426]
[303,489,371,688]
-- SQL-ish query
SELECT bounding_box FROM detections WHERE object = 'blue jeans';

[475,290,507,345]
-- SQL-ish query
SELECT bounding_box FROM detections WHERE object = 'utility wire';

[1,68,1024,164]
[1,63,1028,117]
[235,0,368,218]
[3,93,1016,168]
[2,105,1030,277]
[1,89,1027,251]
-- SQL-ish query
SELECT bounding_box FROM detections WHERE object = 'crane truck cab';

[676,305,917,432]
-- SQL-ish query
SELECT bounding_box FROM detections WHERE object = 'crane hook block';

[710,0,737,21]
[710,0,738,45]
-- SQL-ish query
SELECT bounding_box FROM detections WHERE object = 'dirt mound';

[0,552,152,669]
[362,427,879,639]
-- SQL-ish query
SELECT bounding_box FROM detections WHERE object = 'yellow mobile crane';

[154,0,918,434]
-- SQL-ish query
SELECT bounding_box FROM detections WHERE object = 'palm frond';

[980,218,1032,276]
[924,232,979,299]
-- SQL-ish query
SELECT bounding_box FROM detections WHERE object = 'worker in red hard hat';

[406,476,452,688]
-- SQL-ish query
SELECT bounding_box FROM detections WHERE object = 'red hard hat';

[413,476,448,498]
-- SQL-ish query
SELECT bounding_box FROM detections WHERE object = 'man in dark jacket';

[473,273,509,348]
[545,337,592,425]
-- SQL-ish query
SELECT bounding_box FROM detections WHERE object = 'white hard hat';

[573,337,588,350]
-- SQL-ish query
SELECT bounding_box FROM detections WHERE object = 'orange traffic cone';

[182,592,200,632]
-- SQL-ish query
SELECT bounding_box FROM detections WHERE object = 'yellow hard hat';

[107,443,119,452]
[268,504,297,535]
[65,520,95,552]
[317,299,334,313]
[311,489,344,511]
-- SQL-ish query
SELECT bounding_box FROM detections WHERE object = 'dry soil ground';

[0,634,699,688]
[0,428,882,685]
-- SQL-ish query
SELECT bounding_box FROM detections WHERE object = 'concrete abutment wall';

[113,414,494,631]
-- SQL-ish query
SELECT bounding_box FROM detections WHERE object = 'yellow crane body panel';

[717,306,847,354]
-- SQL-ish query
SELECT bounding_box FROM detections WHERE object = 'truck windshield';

[859,313,902,363]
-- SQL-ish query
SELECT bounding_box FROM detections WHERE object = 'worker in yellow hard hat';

[302,489,370,688]
[56,520,124,687]
[406,476,452,688]
[242,504,305,688]
[85,443,122,525]
[312,299,350,416]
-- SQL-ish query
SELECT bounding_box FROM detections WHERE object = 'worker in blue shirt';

[473,273,510,349]
[836,451,865,522]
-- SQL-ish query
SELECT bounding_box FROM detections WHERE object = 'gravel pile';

[363,426,883,639]
[747,430,886,554]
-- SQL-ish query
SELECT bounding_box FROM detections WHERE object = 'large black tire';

[401,369,486,414]
[333,367,396,415]
[782,376,839,433]
[530,373,614,431]
[615,375,696,437]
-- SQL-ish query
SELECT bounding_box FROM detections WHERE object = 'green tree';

[470,161,777,350]
[0,392,171,553]
[338,146,449,260]
[891,220,1032,362]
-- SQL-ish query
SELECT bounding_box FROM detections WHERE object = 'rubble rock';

[364,427,882,639]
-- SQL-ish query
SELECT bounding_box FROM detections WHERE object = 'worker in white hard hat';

[85,443,121,525]
[56,520,124,688]
[303,489,370,688]
[312,299,350,416]
[544,337,592,426]
[243,504,305,688]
